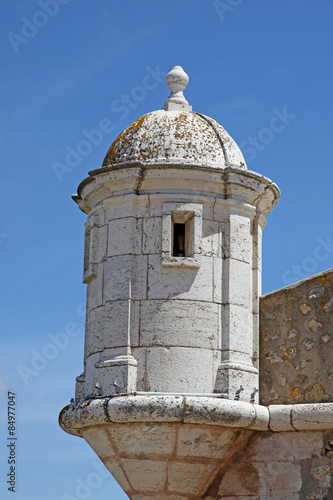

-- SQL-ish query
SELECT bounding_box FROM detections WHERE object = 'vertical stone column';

[141,195,218,394]
[215,200,261,402]
[78,196,154,399]
[252,214,265,372]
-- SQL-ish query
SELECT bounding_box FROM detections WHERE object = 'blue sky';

[1,1,333,499]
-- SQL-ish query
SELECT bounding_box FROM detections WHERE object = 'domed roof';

[102,66,247,170]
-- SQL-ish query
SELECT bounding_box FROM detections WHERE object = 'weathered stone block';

[103,459,131,492]
[86,262,103,313]
[142,217,162,254]
[131,347,146,391]
[216,460,302,498]
[252,220,263,273]
[215,362,258,401]
[81,425,115,458]
[213,256,223,303]
[213,198,256,222]
[167,462,218,495]
[221,303,253,355]
[201,219,220,257]
[148,255,212,301]
[215,461,261,497]
[86,300,140,355]
[103,255,147,301]
[90,223,108,263]
[268,404,294,432]
[257,461,302,495]
[148,193,214,220]
[140,299,219,349]
[244,431,323,461]
[223,257,251,308]
[87,209,106,228]
[224,214,252,264]
[103,194,150,221]
[292,403,333,430]
[109,422,176,457]
[108,217,142,257]
[177,426,236,459]
[75,373,85,401]
[121,458,167,492]
[146,347,215,393]
[106,396,184,423]
[183,398,259,428]
[94,354,137,395]
[84,352,101,396]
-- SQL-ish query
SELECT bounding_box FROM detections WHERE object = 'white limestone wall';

[61,397,333,499]
[252,215,264,370]
[79,190,262,400]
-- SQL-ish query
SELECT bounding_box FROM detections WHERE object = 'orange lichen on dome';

[103,114,148,166]
[100,109,247,170]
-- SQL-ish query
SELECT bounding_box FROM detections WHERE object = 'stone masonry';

[260,268,333,406]
[60,66,333,499]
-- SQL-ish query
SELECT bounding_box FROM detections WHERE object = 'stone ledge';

[269,402,333,431]
[59,395,269,436]
[59,396,333,437]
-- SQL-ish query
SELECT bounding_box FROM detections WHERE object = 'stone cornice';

[73,164,280,217]
[60,395,333,438]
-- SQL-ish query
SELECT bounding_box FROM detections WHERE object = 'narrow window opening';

[162,205,201,267]
[83,226,91,276]
[173,223,186,257]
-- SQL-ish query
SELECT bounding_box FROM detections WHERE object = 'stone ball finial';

[166,66,189,93]
[164,65,192,112]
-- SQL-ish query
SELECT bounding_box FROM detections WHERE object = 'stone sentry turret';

[60,66,280,498]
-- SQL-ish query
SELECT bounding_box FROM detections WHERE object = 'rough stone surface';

[81,425,115,458]
[121,458,168,492]
[75,164,278,398]
[145,347,215,393]
[139,300,219,349]
[110,422,176,457]
[94,355,138,396]
[103,254,148,302]
[147,254,212,301]
[80,421,253,498]
[59,396,270,433]
[220,303,253,358]
[60,396,333,498]
[85,300,140,354]
[102,110,247,170]
[176,426,244,459]
[131,495,188,500]
[107,217,142,257]
[215,363,259,402]
[76,181,278,397]
[168,462,219,495]
[260,269,333,405]
[209,429,333,499]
